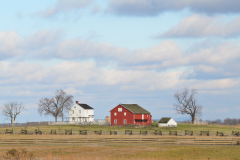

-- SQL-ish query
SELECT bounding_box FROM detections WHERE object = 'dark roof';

[120,104,150,114]
[158,117,172,123]
[78,104,93,110]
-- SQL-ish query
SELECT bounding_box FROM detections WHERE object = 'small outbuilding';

[158,117,177,127]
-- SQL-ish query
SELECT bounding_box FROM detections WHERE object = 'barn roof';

[120,104,150,114]
[158,117,172,123]
[77,103,94,110]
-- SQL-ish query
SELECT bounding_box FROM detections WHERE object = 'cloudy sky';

[1,0,240,123]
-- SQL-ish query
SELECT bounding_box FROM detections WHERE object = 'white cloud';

[0,61,239,97]
[126,41,182,65]
[160,15,240,38]
[1,30,240,83]
[41,0,93,17]
[196,65,217,73]
[0,31,22,58]
[0,30,128,60]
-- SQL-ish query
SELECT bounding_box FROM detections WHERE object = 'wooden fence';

[0,137,239,146]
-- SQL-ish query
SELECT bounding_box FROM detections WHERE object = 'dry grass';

[0,124,240,159]
[0,145,240,160]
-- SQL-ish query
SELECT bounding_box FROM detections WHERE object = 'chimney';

[76,101,78,104]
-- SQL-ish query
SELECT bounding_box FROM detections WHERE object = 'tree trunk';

[55,116,58,122]
[191,115,195,124]
[62,113,64,122]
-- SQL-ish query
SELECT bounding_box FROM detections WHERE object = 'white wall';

[69,104,94,122]
[158,118,177,127]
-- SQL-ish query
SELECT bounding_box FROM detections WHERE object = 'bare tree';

[0,101,25,123]
[38,89,74,122]
[173,88,202,124]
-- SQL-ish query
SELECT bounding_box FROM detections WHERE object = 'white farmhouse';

[69,101,94,122]
[158,117,177,127]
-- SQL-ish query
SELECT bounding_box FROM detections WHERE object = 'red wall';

[110,105,152,125]
[110,105,133,125]
[134,114,152,125]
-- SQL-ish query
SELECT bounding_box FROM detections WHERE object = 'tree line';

[210,118,240,125]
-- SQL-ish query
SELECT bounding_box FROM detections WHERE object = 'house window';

[118,108,122,112]
[114,112,117,116]
[124,119,127,124]
[72,117,75,121]
[79,110,81,114]
[72,110,74,114]
[114,119,117,124]
[124,112,126,116]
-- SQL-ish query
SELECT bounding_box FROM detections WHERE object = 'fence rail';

[0,137,239,146]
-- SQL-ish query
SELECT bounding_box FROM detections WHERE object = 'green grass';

[0,123,239,136]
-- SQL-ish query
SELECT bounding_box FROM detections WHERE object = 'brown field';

[0,124,240,159]
[0,144,240,160]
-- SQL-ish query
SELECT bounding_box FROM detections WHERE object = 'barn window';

[72,110,74,114]
[114,119,117,124]
[114,112,117,116]
[124,119,127,124]
[124,112,126,116]
[147,115,148,117]
[118,108,122,112]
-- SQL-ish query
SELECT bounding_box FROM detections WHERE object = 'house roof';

[77,103,94,110]
[120,104,150,114]
[158,117,172,123]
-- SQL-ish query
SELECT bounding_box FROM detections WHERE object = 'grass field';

[0,123,240,136]
[0,144,240,160]
[0,124,240,159]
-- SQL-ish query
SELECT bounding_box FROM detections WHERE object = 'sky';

[1,0,240,123]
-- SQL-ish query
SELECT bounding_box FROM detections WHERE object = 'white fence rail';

[48,120,109,126]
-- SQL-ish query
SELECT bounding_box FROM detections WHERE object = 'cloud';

[125,41,182,65]
[195,65,217,73]
[41,0,93,17]
[159,15,240,38]
[0,31,22,59]
[1,61,239,95]
[0,30,128,61]
[107,0,240,16]
[2,30,240,82]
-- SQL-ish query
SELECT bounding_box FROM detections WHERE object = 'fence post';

[194,137,195,145]
[176,137,177,144]
[213,138,214,145]
[158,137,159,145]
[139,137,140,145]
[68,138,69,144]
[51,138,52,144]
[17,139,19,145]
[34,138,36,145]
[86,138,87,144]
[121,138,122,145]
[232,138,233,146]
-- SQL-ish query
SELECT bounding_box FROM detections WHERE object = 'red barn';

[110,104,152,125]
